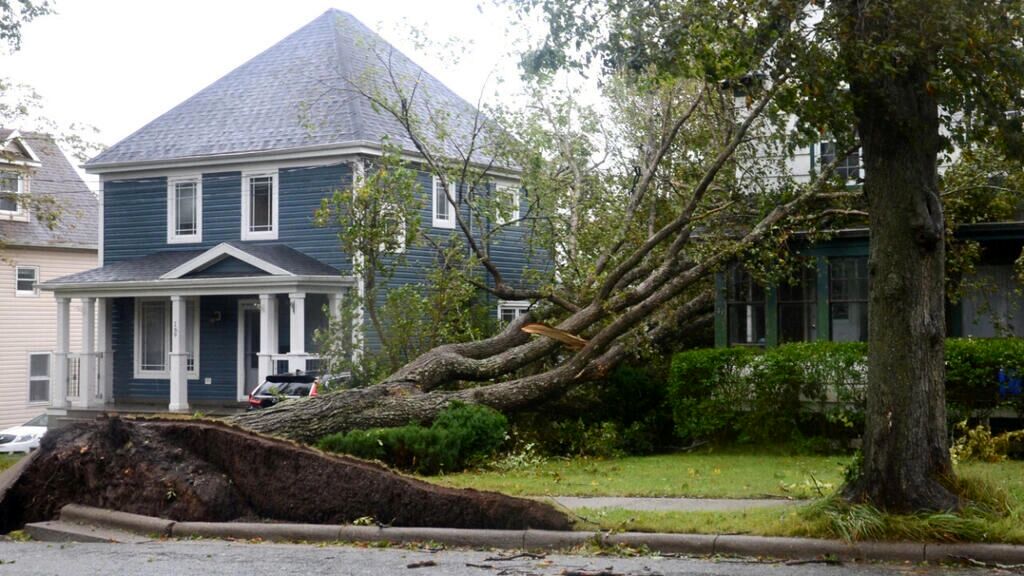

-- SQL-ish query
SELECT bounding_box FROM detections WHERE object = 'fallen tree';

[229,4,861,442]
[0,417,570,532]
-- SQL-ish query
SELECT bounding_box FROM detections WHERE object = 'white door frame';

[236,298,259,401]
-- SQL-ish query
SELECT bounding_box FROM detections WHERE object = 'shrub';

[669,338,1024,445]
[669,342,867,444]
[945,338,1024,418]
[316,402,507,475]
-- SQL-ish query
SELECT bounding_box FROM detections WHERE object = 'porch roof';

[41,242,353,297]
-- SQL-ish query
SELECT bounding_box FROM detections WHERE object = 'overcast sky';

[3,0,533,162]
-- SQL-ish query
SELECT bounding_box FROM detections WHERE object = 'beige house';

[0,130,97,429]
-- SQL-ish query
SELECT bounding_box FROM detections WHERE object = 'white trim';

[133,297,199,380]
[497,299,530,321]
[15,265,39,297]
[98,180,105,265]
[84,142,522,180]
[27,351,51,405]
[2,131,42,164]
[431,176,456,229]
[160,242,292,279]
[495,185,520,227]
[241,169,279,241]
[44,274,354,298]
[166,175,203,244]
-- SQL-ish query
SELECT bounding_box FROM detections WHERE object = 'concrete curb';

[50,504,1024,565]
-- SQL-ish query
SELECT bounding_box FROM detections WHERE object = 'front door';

[238,300,261,397]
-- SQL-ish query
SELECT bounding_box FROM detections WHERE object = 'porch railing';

[270,354,322,376]
[65,352,104,402]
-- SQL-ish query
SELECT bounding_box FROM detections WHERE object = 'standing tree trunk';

[840,0,957,511]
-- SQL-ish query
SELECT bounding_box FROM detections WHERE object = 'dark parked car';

[247,373,348,410]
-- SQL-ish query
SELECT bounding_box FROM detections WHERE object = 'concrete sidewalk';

[22,504,1024,567]
[551,496,798,512]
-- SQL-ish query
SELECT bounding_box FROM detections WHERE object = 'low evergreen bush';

[316,402,507,475]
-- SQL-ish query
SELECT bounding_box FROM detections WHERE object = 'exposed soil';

[0,416,571,533]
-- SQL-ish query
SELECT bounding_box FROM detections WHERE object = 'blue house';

[41,10,536,414]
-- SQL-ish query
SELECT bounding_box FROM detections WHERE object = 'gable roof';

[0,131,98,250]
[44,242,340,286]
[85,9,495,171]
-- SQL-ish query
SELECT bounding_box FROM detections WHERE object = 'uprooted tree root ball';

[0,417,571,533]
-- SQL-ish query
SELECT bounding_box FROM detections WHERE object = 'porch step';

[23,520,153,543]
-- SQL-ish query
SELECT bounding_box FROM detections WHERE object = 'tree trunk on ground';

[840,1,957,512]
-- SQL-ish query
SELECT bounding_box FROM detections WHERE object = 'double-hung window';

[497,300,530,323]
[0,170,24,215]
[495,185,520,227]
[134,298,199,378]
[432,176,456,229]
[726,266,766,346]
[242,171,279,240]
[15,266,38,296]
[28,352,50,403]
[819,142,861,182]
[167,176,202,243]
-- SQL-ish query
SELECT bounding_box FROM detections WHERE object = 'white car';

[0,414,47,453]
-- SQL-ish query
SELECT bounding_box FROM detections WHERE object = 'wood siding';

[0,246,94,428]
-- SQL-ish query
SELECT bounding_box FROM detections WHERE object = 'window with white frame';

[167,176,202,243]
[497,300,530,324]
[134,298,199,378]
[818,142,861,182]
[242,171,278,240]
[28,352,50,403]
[15,266,38,296]
[495,185,520,227]
[0,170,24,214]
[432,176,456,229]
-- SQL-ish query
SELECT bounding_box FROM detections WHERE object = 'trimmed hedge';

[316,402,507,475]
[669,338,1024,444]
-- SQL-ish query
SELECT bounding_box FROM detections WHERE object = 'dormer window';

[167,176,202,243]
[0,170,24,214]
[242,170,278,240]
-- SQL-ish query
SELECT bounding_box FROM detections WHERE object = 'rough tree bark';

[839,0,957,512]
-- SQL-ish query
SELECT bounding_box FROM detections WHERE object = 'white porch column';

[52,297,70,410]
[327,290,343,322]
[288,292,306,373]
[97,298,114,405]
[77,297,99,409]
[258,293,278,383]
[169,296,189,412]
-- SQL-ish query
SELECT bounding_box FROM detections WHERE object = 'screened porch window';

[829,257,868,342]
[726,266,766,346]
[778,265,817,343]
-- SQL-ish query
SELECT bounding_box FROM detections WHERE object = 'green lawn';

[433,450,1024,543]
[432,449,852,499]
[0,454,22,473]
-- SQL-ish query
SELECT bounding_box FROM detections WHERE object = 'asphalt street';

[0,540,1004,576]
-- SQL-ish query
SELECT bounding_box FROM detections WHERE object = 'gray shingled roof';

[86,9,497,169]
[0,132,98,249]
[45,242,340,285]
